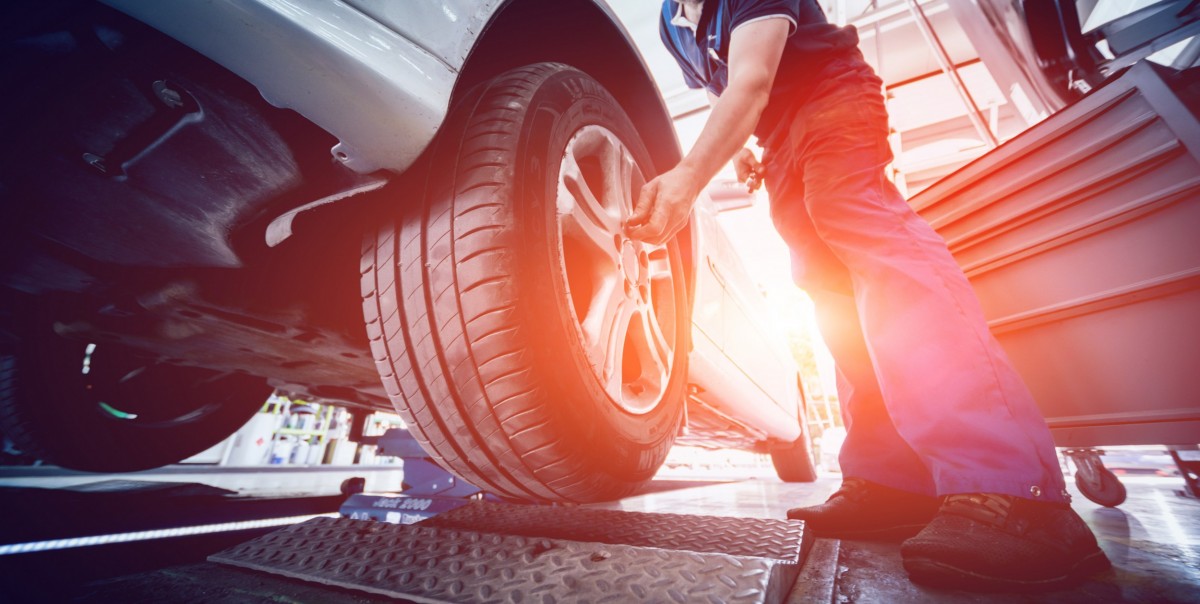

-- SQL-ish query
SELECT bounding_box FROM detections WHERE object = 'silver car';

[0,0,814,501]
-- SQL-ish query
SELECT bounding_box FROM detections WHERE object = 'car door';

[690,194,797,414]
[707,207,797,413]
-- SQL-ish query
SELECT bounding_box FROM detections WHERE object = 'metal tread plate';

[210,511,808,603]
[423,502,807,560]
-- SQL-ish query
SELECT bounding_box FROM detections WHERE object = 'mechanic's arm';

[706,90,767,191]
[627,18,789,244]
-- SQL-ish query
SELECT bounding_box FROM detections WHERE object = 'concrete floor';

[594,474,1200,602]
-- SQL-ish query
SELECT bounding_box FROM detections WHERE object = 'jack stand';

[1167,445,1200,499]
[338,428,495,524]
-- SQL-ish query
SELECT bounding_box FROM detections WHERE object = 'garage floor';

[592,474,1200,603]
[2,472,1196,602]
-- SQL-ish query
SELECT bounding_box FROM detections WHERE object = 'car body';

[0,0,810,500]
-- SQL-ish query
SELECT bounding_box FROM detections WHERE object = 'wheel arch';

[456,0,681,175]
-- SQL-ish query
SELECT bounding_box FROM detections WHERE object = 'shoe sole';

[903,549,1111,591]
[804,522,930,541]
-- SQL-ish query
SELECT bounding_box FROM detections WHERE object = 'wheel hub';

[556,126,678,415]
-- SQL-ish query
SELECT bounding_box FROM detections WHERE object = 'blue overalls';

[661,0,1068,502]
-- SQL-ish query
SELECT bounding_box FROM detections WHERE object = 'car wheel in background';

[770,378,818,482]
[0,327,271,472]
[362,63,689,503]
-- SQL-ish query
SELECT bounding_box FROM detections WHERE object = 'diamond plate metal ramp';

[209,504,810,603]
[424,502,807,560]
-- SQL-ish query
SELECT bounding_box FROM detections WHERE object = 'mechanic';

[627,0,1109,590]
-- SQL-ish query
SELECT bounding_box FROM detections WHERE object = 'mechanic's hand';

[626,165,702,245]
[733,148,764,193]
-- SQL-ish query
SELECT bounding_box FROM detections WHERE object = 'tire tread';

[363,63,679,502]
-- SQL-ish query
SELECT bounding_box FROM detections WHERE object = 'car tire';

[0,328,271,472]
[362,63,689,503]
[770,382,818,482]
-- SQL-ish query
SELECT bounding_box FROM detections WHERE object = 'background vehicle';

[0,0,815,501]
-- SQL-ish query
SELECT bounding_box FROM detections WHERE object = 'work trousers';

[761,58,1068,502]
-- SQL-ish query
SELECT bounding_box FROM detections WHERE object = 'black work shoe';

[901,493,1111,591]
[786,477,939,539]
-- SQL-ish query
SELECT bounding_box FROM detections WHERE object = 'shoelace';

[941,493,1013,527]
[830,477,871,502]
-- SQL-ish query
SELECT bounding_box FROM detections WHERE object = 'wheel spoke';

[637,302,672,388]
[620,148,645,219]
[558,132,621,233]
[578,276,627,388]
[603,295,637,400]
[643,246,675,326]
[558,170,620,268]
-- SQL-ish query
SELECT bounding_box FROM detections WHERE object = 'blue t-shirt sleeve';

[729,0,799,36]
